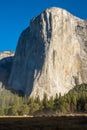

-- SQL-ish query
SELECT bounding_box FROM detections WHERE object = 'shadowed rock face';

[0,51,14,90]
[8,7,87,99]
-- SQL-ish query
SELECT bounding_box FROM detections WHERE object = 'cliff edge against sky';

[0,7,87,99]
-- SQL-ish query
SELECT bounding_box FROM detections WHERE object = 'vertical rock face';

[0,51,14,90]
[8,7,87,99]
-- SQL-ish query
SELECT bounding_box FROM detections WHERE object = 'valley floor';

[0,114,87,130]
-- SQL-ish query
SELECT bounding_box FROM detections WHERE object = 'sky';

[0,0,87,52]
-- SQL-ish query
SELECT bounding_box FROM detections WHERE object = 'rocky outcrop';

[0,51,14,60]
[0,51,14,90]
[8,7,87,99]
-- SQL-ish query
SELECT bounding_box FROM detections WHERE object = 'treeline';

[0,84,87,116]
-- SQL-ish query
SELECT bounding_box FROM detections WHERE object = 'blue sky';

[0,0,87,52]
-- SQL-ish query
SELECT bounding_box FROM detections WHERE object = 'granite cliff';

[0,51,14,90]
[3,7,87,99]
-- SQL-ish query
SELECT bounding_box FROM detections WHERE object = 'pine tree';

[42,93,48,109]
